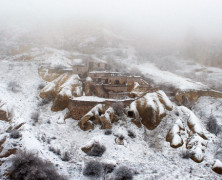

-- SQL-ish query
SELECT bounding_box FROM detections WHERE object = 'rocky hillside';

[0,29,222,179]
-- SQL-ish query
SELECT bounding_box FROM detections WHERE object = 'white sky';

[0,0,222,39]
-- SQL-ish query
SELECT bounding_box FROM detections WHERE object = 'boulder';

[166,119,184,148]
[186,134,207,163]
[0,101,10,122]
[78,104,111,131]
[212,160,222,174]
[129,90,173,130]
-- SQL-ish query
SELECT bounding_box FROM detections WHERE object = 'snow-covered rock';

[166,119,184,148]
[129,90,173,130]
[0,100,11,122]
[40,73,82,111]
[212,159,222,174]
[78,104,114,131]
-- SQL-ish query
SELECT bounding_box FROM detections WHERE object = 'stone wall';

[68,100,99,120]
[68,99,134,120]
[103,85,129,93]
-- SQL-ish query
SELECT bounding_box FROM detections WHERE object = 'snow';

[124,61,209,91]
[72,95,132,102]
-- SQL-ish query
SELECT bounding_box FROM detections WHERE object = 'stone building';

[68,97,133,120]
[87,71,150,99]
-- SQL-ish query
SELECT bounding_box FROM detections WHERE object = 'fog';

[1,0,222,36]
[0,0,222,66]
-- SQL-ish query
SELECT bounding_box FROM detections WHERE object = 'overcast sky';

[0,0,222,40]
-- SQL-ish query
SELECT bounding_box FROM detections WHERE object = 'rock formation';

[40,73,83,111]
[128,90,173,130]
[78,104,114,131]
[166,106,208,163]
[212,160,222,174]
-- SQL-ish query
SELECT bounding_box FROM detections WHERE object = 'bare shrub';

[180,150,193,159]
[206,115,221,136]
[31,112,39,123]
[38,83,45,90]
[83,161,103,178]
[38,98,52,106]
[128,130,136,139]
[112,102,124,116]
[7,151,66,180]
[104,129,112,135]
[87,143,106,157]
[10,130,21,139]
[7,81,21,93]
[115,166,133,180]
[49,146,61,156]
[103,163,115,174]
[61,152,71,162]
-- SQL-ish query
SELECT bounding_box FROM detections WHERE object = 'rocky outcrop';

[128,90,173,130]
[186,134,207,163]
[78,104,114,131]
[176,90,222,105]
[40,73,83,111]
[166,119,184,148]
[166,106,208,163]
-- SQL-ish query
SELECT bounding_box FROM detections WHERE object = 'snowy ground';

[0,56,222,180]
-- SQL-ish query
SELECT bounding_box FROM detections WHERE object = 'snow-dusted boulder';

[78,104,114,131]
[129,90,173,130]
[212,160,222,174]
[0,101,11,122]
[179,106,207,139]
[186,134,207,163]
[166,106,208,162]
[166,119,184,148]
[40,73,68,99]
[40,73,83,111]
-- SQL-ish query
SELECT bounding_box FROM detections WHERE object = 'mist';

[0,0,222,66]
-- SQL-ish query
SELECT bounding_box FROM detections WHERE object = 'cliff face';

[175,90,222,105]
